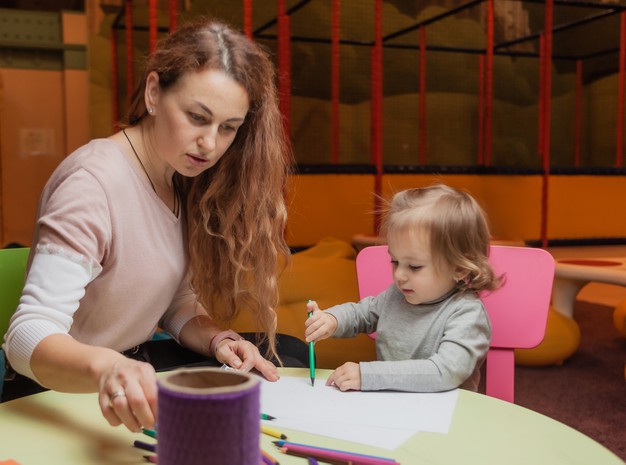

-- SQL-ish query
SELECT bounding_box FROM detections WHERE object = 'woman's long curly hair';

[381,185,501,293]
[125,18,291,360]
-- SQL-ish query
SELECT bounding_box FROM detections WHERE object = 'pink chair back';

[355,244,555,403]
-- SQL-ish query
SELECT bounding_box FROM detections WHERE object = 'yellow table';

[0,368,622,465]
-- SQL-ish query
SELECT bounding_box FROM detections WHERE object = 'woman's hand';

[28,335,158,433]
[326,362,362,391]
[97,357,158,432]
[214,338,279,381]
[304,300,338,343]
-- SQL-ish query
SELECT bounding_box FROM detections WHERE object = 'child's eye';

[390,260,399,267]
[220,124,237,132]
[409,265,423,271]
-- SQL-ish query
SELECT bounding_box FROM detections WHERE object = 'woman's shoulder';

[50,138,130,185]
[63,138,125,169]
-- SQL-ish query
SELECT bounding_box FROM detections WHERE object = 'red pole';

[574,59,582,167]
[485,0,494,166]
[616,11,626,167]
[538,35,545,164]
[331,0,341,164]
[125,0,134,109]
[243,0,253,39]
[543,5,553,172]
[371,0,383,234]
[111,28,119,130]
[169,0,178,33]
[418,26,426,165]
[277,0,291,145]
[541,0,553,249]
[149,0,157,54]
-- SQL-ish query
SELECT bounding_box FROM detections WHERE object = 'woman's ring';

[109,389,126,406]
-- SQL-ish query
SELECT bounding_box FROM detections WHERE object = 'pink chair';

[355,244,555,403]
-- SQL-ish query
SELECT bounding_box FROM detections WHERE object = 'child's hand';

[304,300,338,343]
[326,362,361,391]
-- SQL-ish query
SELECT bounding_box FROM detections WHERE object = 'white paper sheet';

[259,375,459,450]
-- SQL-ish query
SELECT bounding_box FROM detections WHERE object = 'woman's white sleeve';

[3,248,97,381]
[159,272,199,342]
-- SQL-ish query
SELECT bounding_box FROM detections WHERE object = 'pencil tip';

[311,377,315,386]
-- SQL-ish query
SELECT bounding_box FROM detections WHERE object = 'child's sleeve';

[325,287,393,337]
[359,301,491,392]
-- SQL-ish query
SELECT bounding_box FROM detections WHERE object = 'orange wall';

[286,174,375,246]
[548,176,626,239]
[382,174,543,242]
[63,11,89,154]
[64,68,90,154]
[0,69,68,245]
[0,12,88,246]
[286,173,626,248]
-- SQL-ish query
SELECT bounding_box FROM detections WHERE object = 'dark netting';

[109,0,626,170]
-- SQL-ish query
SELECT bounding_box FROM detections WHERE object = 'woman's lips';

[187,153,210,167]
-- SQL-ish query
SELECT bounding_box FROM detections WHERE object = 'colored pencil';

[142,428,157,439]
[276,448,352,465]
[143,455,157,463]
[307,301,316,386]
[133,440,157,453]
[307,457,319,465]
[273,440,399,465]
[261,413,276,421]
[261,424,288,440]
[261,448,281,465]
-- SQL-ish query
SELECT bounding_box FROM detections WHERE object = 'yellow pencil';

[261,424,288,440]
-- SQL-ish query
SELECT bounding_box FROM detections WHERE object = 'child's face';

[387,229,458,305]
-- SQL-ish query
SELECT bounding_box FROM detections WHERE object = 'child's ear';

[454,268,469,282]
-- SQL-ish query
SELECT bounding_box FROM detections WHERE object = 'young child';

[304,184,501,393]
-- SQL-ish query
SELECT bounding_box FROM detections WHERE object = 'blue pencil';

[273,440,398,463]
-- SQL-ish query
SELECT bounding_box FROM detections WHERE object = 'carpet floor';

[512,301,626,461]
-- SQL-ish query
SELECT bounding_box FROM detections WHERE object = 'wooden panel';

[286,174,375,248]
[548,175,626,239]
[0,69,66,246]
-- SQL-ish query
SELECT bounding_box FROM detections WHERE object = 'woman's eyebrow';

[197,101,246,122]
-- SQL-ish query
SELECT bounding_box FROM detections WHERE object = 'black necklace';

[122,129,179,216]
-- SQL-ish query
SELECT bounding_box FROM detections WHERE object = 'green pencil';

[142,428,157,439]
[307,301,316,386]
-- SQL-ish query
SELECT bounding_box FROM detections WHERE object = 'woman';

[3,18,295,432]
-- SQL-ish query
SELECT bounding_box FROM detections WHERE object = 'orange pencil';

[261,448,281,465]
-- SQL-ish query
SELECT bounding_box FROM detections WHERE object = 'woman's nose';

[198,129,217,151]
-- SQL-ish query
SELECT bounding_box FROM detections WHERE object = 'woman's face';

[148,68,250,178]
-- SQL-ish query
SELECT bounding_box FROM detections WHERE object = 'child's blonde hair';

[381,184,501,292]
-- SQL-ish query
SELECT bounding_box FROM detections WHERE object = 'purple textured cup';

[157,367,260,465]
